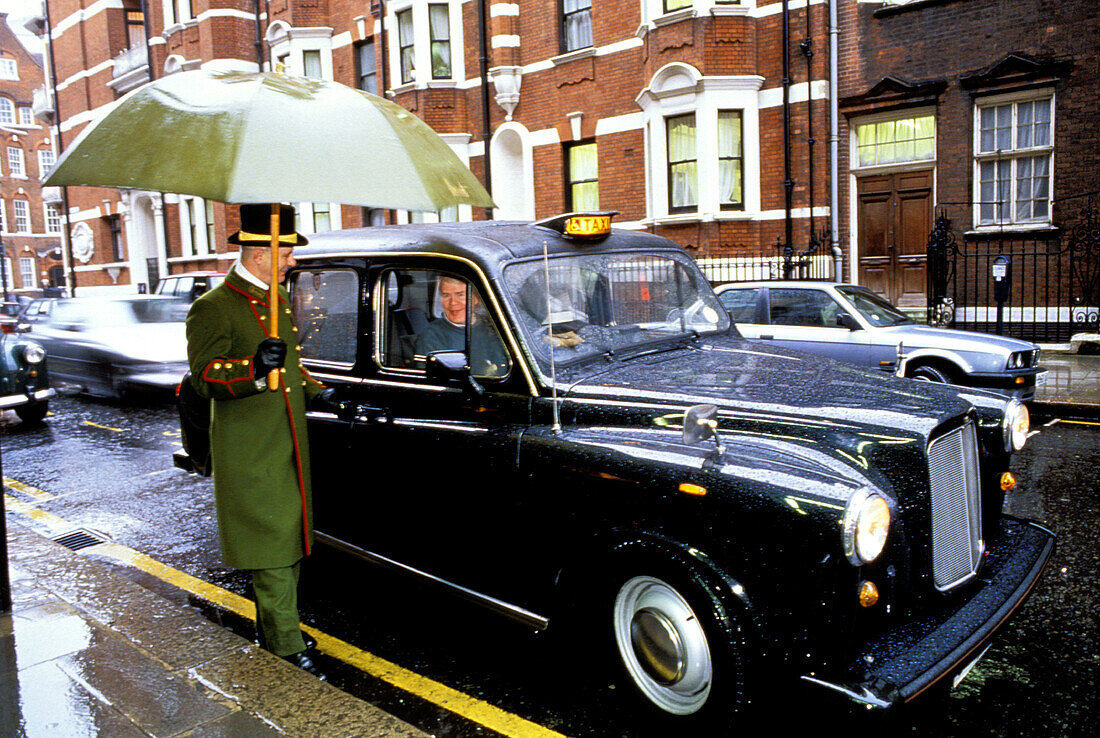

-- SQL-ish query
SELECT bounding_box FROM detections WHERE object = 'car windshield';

[837,286,915,327]
[52,298,189,327]
[502,251,729,367]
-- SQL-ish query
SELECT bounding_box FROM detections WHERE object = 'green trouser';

[251,562,306,657]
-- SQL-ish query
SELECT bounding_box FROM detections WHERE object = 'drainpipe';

[253,0,265,70]
[43,0,76,296]
[829,0,843,280]
[801,6,814,242]
[781,0,793,260]
[477,0,493,219]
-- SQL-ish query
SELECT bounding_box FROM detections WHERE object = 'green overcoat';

[186,266,324,570]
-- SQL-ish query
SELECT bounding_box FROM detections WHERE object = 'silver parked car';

[30,295,189,399]
[715,281,1046,400]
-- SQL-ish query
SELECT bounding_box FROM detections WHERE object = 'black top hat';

[227,203,309,246]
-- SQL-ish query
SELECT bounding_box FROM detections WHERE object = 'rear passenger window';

[292,269,359,364]
[769,289,840,327]
[376,268,510,379]
[718,288,759,323]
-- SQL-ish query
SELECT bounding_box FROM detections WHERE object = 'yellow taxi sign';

[533,211,619,241]
[565,214,611,238]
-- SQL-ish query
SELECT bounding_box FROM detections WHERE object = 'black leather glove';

[310,387,339,412]
[253,338,287,379]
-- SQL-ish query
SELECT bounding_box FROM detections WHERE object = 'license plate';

[953,644,992,689]
[1035,370,1048,386]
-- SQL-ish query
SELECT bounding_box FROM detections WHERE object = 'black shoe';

[283,649,327,681]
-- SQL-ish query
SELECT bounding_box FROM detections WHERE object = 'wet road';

[1,394,1096,736]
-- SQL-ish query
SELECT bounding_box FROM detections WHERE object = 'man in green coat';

[186,204,327,677]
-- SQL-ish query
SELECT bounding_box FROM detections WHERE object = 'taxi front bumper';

[802,517,1055,708]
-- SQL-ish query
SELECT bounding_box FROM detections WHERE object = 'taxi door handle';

[760,334,774,340]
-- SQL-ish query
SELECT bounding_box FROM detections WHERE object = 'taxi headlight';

[1003,398,1030,452]
[22,343,46,365]
[843,489,891,565]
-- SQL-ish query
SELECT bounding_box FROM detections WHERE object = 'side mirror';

[683,402,725,455]
[425,350,484,395]
[837,312,861,331]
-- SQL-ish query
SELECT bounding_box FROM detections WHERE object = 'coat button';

[213,362,222,370]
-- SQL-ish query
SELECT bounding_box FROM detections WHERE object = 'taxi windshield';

[502,251,729,367]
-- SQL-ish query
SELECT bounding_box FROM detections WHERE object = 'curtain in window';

[718,111,742,207]
[668,116,697,210]
[398,11,415,83]
[429,5,452,78]
[1016,155,1050,221]
[569,144,599,210]
[563,0,593,52]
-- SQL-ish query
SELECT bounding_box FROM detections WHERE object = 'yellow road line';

[4,490,569,738]
[82,420,123,432]
[3,477,56,502]
[3,494,70,532]
[1058,419,1100,426]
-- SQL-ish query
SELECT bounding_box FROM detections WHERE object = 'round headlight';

[22,343,46,365]
[843,489,891,565]
[1003,398,1030,452]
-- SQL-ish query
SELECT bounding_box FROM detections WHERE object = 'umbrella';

[45,69,495,387]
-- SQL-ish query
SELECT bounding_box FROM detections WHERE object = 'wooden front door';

[856,170,933,309]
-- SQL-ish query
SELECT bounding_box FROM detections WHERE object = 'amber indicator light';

[1000,471,1016,492]
[858,580,879,608]
[679,483,707,497]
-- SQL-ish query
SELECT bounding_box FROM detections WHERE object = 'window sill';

[653,9,697,28]
[551,47,597,66]
[965,223,1060,239]
[710,5,750,18]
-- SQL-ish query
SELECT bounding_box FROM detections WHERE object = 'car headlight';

[1003,398,1030,452]
[1007,352,1020,369]
[843,488,891,565]
[22,343,46,365]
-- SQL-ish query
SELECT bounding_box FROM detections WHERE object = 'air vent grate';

[53,529,108,551]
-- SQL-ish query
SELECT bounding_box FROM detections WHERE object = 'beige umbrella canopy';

[46,69,495,387]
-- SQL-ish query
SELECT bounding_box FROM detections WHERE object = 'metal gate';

[926,192,1100,342]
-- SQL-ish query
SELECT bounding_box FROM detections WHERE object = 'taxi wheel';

[609,571,745,725]
[909,363,954,384]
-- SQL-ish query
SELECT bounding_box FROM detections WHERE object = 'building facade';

[837,0,1099,335]
[28,0,832,294]
[0,13,63,299]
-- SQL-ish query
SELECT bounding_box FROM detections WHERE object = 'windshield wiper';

[617,331,697,360]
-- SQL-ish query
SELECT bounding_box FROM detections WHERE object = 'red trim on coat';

[283,387,311,557]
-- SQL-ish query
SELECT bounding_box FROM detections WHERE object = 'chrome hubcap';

[613,576,712,715]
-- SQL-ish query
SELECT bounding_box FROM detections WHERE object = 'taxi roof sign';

[533,211,619,241]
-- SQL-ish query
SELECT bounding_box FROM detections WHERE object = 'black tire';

[608,567,747,728]
[14,402,47,424]
[908,363,954,384]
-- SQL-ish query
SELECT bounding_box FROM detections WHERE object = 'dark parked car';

[154,271,225,301]
[0,330,53,422]
[714,281,1046,400]
[33,295,189,399]
[176,214,1053,726]
[17,297,60,329]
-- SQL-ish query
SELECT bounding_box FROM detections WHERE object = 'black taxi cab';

[177,213,1053,726]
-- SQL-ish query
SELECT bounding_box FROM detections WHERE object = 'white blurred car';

[31,296,189,399]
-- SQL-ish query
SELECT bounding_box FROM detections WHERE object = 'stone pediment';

[840,75,947,116]
[960,53,1073,91]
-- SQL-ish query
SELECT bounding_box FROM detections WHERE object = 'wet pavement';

[0,345,1097,737]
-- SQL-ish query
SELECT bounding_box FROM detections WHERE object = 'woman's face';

[439,277,469,325]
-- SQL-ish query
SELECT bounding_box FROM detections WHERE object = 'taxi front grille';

[927,420,983,591]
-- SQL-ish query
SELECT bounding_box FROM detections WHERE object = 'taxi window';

[292,269,359,364]
[769,288,841,327]
[376,268,510,379]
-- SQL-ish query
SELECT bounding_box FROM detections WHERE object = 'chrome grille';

[927,420,983,591]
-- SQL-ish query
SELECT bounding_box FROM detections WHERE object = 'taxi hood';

[559,336,977,440]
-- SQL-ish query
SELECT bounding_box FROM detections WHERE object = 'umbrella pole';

[268,203,280,391]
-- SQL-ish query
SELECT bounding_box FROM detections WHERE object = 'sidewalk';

[2,348,1096,738]
[0,518,427,738]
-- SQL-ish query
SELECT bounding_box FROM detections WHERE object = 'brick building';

[837,0,1099,337]
[26,0,834,294]
[0,12,63,299]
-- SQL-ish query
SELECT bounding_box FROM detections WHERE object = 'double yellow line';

[3,482,568,738]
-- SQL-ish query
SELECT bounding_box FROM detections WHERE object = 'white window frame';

[12,199,30,233]
[0,200,5,233]
[19,257,35,288]
[850,108,937,173]
[0,58,17,81]
[179,196,210,257]
[637,63,762,222]
[0,98,14,125]
[640,0,751,29]
[387,1,465,92]
[37,148,55,178]
[7,147,25,178]
[266,22,335,81]
[972,89,1055,230]
[44,203,62,234]
[17,107,33,126]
